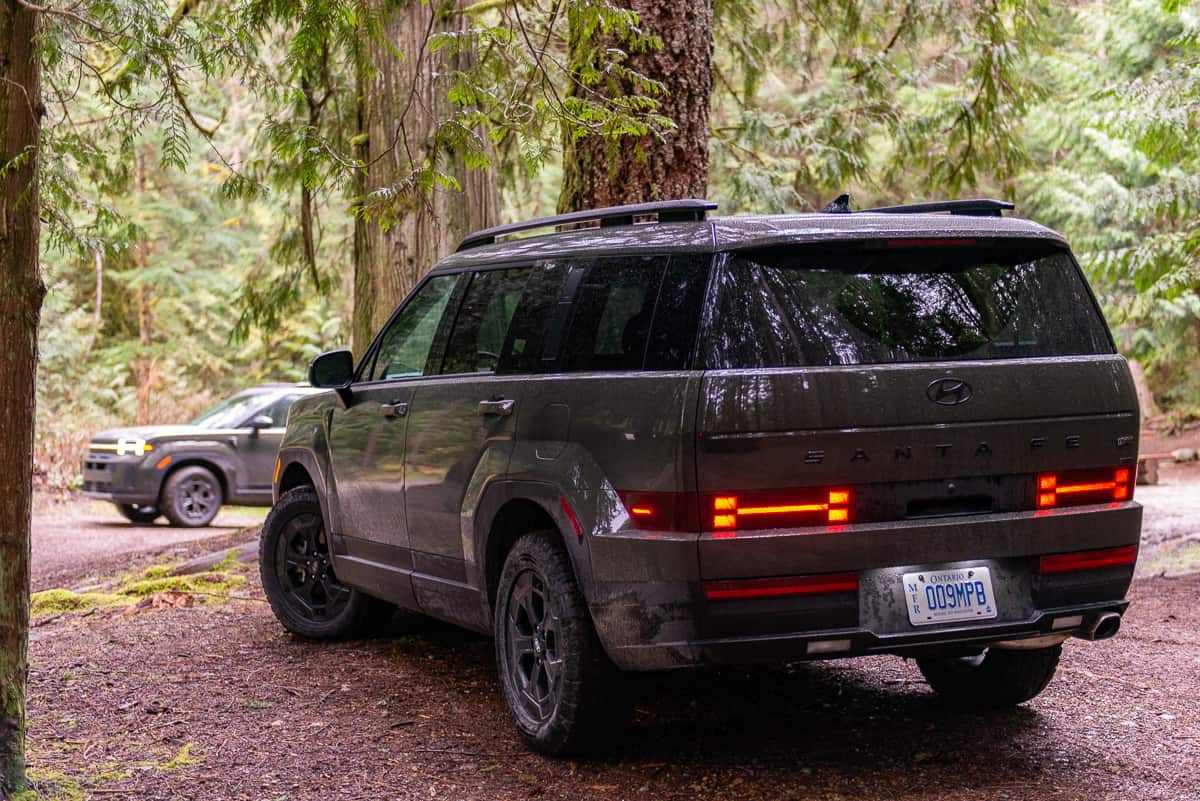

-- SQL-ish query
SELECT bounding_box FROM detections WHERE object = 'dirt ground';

[22,467,1200,801]
[30,495,266,592]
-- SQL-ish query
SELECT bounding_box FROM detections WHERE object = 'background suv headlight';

[115,437,154,456]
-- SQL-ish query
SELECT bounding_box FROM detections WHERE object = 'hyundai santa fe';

[259,198,1141,755]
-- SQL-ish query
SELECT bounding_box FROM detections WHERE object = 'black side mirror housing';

[309,349,355,389]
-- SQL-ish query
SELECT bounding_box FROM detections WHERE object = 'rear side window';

[555,255,707,373]
[440,268,531,374]
[704,243,1113,368]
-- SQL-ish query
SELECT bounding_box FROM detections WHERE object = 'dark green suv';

[83,384,319,527]
[260,199,1142,755]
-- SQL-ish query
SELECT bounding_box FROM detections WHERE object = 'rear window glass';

[704,243,1113,368]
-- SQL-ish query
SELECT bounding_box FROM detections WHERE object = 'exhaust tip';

[1088,612,1121,641]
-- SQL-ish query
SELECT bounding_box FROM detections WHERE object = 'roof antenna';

[823,193,851,214]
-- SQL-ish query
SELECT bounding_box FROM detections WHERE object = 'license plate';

[902,567,997,626]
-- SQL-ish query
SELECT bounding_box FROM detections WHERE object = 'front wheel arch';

[158,458,230,506]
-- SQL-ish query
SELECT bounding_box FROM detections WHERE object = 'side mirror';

[308,349,355,389]
[247,414,274,438]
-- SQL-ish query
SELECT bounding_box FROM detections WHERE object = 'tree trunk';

[557,1,714,213]
[0,1,42,795]
[134,149,153,425]
[351,0,499,356]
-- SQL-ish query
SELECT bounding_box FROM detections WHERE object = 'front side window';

[369,274,459,381]
[704,242,1114,368]
[255,393,303,427]
[440,268,531,375]
[192,391,272,429]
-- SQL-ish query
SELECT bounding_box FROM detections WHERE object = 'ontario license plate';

[902,567,997,626]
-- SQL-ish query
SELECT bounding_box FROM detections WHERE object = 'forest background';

[32,0,1200,489]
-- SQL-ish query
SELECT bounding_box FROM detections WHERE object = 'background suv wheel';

[917,645,1062,707]
[161,465,223,527]
[494,531,627,756]
[117,503,160,525]
[260,487,389,640]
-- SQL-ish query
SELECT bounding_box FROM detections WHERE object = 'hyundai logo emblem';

[926,378,973,406]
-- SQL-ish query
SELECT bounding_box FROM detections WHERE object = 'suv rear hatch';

[695,237,1139,581]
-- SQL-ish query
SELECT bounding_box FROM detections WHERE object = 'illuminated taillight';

[1036,545,1137,574]
[1035,467,1135,510]
[616,491,699,532]
[704,488,852,533]
[704,572,860,600]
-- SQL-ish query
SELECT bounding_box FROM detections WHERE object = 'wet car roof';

[432,212,1066,272]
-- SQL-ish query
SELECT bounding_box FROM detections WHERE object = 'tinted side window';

[560,256,669,372]
[441,268,531,375]
[257,394,302,427]
[369,274,458,381]
[645,255,710,370]
[497,262,570,375]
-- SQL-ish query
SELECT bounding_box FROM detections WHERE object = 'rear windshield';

[703,242,1114,368]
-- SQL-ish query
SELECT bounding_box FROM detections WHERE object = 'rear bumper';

[586,502,1142,671]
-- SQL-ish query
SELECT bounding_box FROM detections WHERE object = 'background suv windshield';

[704,243,1114,368]
[190,392,272,428]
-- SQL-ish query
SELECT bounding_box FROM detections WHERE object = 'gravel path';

[31,494,265,591]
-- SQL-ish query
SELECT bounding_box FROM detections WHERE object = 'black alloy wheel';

[272,507,351,623]
[494,531,628,756]
[259,487,388,640]
[162,465,223,527]
[118,503,160,525]
[501,567,564,726]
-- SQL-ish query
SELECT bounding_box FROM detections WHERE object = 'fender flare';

[471,479,597,625]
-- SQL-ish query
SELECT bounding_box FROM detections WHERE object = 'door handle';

[380,400,408,419]
[478,398,515,417]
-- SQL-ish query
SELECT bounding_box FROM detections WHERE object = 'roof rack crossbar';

[865,199,1014,217]
[456,198,717,251]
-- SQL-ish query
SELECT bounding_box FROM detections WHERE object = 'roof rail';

[865,198,1014,217]
[456,199,718,251]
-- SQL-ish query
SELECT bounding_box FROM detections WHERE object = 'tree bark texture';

[351,0,499,356]
[134,149,154,425]
[557,0,714,213]
[0,0,42,796]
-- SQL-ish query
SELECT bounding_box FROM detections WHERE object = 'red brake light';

[1036,545,1137,574]
[1035,467,1134,510]
[704,572,859,600]
[704,488,852,532]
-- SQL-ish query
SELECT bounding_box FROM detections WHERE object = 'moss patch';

[31,560,249,621]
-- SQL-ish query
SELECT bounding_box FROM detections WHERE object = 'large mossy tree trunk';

[557,0,714,213]
[0,0,42,796]
[351,0,499,356]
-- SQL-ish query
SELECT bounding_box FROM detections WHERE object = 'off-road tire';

[260,487,387,640]
[161,465,223,528]
[494,530,626,756]
[917,645,1062,707]
[117,503,160,525]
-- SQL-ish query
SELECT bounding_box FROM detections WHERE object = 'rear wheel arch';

[478,483,595,620]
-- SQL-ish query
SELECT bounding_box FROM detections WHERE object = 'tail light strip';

[1037,467,1133,509]
[704,572,860,600]
[1036,545,1137,574]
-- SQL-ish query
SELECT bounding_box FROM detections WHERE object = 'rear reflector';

[704,572,859,600]
[615,491,699,532]
[1036,545,1137,575]
[1035,466,1134,510]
